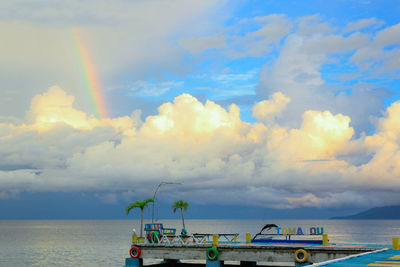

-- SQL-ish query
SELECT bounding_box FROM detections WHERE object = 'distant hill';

[331,205,400,219]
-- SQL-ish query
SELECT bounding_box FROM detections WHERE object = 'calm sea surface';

[0,219,399,267]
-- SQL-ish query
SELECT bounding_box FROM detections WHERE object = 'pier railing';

[137,233,239,245]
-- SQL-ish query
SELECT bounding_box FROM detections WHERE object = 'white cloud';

[256,18,389,134]
[128,80,184,97]
[212,69,258,83]
[343,18,384,33]
[374,23,400,46]
[187,14,293,59]
[1,7,400,210]
[228,14,293,58]
[252,92,291,124]
[2,88,400,209]
[297,15,336,36]
[351,23,400,72]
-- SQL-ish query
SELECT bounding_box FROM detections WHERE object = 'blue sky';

[0,0,400,219]
[105,0,400,132]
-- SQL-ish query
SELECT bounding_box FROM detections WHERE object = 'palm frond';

[183,203,189,211]
[125,202,139,215]
[126,198,154,215]
[172,200,189,211]
[144,198,155,205]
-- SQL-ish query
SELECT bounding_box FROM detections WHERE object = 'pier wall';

[126,243,376,267]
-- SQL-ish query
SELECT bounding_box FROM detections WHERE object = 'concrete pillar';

[125,258,143,267]
[295,262,311,267]
[162,259,181,267]
[206,260,223,267]
[240,261,256,267]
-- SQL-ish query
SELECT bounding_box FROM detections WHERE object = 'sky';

[1,0,400,219]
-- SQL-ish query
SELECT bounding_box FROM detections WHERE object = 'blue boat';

[251,224,324,245]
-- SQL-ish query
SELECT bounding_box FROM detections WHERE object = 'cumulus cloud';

[2,87,400,209]
[256,17,390,134]
[252,92,291,124]
[20,86,136,135]
[140,94,246,138]
[361,102,400,186]
[28,86,96,131]
[1,8,400,210]
[278,110,354,161]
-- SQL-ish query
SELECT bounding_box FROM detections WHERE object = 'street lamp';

[152,181,182,223]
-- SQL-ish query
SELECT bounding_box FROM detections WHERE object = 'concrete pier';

[124,243,378,267]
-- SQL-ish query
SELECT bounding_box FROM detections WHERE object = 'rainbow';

[69,28,108,119]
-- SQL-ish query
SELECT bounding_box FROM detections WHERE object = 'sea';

[0,219,399,267]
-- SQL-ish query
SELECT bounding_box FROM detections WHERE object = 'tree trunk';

[180,207,185,229]
[140,209,144,238]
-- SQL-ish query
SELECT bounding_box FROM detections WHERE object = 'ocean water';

[0,219,399,267]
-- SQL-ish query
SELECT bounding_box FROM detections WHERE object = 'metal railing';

[135,233,239,245]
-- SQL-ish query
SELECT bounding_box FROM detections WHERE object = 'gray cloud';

[1,6,400,210]
[179,35,227,53]
[0,0,223,118]
[1,87,400,209]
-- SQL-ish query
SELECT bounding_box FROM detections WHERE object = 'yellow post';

[393,237,399,250]
[246,232,251,243]
[322,233,329,245]
[132,230,137,243]
[213,234,218,247]
[234,234,237,243]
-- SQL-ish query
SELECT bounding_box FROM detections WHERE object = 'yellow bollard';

[246,232,251,243]
[234,234,237,243]
[393,237,399,250]
[213,234,219,247]
[322,233,329,245]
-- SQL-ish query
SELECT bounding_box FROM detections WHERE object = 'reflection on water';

[0,219,399,267]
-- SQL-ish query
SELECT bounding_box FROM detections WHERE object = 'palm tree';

[126,198,154,238]
[173,200,189,229]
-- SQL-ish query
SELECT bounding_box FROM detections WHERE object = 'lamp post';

[152,181,181,223]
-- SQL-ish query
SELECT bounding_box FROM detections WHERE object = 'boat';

[251,224,324,245]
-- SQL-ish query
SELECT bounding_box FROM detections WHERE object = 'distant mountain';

[331,206,400,219]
